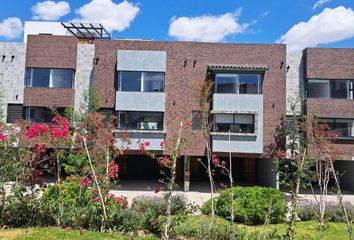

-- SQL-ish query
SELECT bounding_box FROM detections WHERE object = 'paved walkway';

[111,180,354,207]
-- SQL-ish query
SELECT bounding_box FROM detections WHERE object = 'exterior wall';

[74,44,95,112]
[286,52,304,115]
[0,43,26,121]
[304,48,354,161]
[116,92,165,111]
[26,35,78,69]
[117,50,166,72]
[93,40,286,156]
[23,87,75,107]
[24,35,79,109]
[305,48,354,79]
[115,131,164,151]
[212,94,263,154]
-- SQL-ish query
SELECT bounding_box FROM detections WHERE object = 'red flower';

[108,161,119,180]
[36,170,43,175]
[154,185,164,193]
[0,132,7,141]
[139,145,145,151]
[185,120,192,128]
[91,197,100,202]
[144,141,151,147]
[25,124,50,138]
[212,157,219,165]
[160,141,165,147]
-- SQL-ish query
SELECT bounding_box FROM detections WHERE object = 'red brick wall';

[23,87,75,108]
[306,99,354,160]
[305,47,354,160]
[93,40,286,156]
[305,48,354,79]
[26,35,78,69]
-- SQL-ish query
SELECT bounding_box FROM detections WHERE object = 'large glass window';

[26,107,65,123]
[319,118,354,138]
[214,114,255,133]
[118,71,165,92]
[215,73,262,94]
[307,79,353,99]
[26,68,74,88]
[118,111,164,130]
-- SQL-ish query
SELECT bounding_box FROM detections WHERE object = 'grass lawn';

[0,227,159,240]
[174,215,352,240]
[242,220,351,240]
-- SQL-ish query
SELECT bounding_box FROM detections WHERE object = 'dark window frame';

[26,67,75,89]
[117,71,165,93]
[25,107,66,123]
[213,113,255,134]
[319,117,354,139]
[117,111,164,131]
[306,79,354,99]
[214,72,263,94]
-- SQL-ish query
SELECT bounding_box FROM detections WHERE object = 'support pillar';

[184,156,190,192]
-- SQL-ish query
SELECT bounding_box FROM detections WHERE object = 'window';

[307,79,353,99]
[118,111,163,130]
[215,73,262,94]
[25,107,65,123]
[319,118,354,138]
[191,110,202,130]
[26,68,74,88]
[214,114,255,133]
[118,71,165,92]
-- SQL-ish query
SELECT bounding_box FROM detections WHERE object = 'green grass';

[173,215,352,240]
[0,227,159,240]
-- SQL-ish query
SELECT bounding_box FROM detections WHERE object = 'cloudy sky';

[0,0,353,51]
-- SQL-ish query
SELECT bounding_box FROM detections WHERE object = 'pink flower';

[185,120,192,128]
[160,141,165,147]
[0,132,7,141]
[212,157,219,165]
[220,182,226,189]
[154,185,164,193]
[139,145,145,151]
[91,197,100,203]
[144,141,151,147]
[36,170,43,175]
[221,161,227,167]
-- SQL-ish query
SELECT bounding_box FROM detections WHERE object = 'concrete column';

[184,156,190,192]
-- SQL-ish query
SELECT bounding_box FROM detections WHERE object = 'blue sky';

[0,0,354,51]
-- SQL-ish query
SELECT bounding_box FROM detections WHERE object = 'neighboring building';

[0,21,353,192]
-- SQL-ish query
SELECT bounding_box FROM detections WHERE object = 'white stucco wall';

[23,21,69,42]
[286,52,304,115]
[74,44,95,112]
[0,43,26,121]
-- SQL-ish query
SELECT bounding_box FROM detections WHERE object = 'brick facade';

[93,40,286,156]
[23,87,75,108]
[304,49,354,160]
[26,35,78,69]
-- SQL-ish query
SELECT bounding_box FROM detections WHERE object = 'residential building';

[1,21,353,192]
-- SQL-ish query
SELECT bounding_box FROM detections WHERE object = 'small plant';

[201,186,287,225]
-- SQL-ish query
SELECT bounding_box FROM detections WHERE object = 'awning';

[208,64,269,72]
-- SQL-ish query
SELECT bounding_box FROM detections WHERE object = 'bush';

[298,200,354,222]
[129,195,189,233]
[201,186,286,225]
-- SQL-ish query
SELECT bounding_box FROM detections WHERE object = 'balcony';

[115,91,165,112]
[114,130,165,151]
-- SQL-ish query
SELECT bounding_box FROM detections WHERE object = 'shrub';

[201,186,286,225]
[298,200,354,222]
[131,194,187,215]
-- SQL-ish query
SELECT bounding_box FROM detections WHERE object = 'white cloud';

[32,1,70,20]
[72,0,140,32]
[0,17,23,39]
[277,6,354,52]
[168,10,248,42]
[313,0,331,9]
